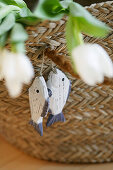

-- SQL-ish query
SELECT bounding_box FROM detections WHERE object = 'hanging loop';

[40,51,45,76]
[51,61,57,74]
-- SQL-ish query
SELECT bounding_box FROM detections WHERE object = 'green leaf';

[0,32,8,47]
[69,2,111,38]
[0,13,15,36]
[15,7,40,25]
[0,2,7,7]
[34,0,65,20]
[17,16,40,25]
[1,1,40,25]
[60,0,72,8]
[3,0,27,8]
[10,23,28,42]
[17,7,32,18]
[0,5,20,20]
[0,0,7,5]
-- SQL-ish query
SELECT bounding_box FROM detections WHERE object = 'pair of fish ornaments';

[29,69,71,136]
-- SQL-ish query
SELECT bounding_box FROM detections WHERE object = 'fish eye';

[62,78,64,81]
[36,90,39,93]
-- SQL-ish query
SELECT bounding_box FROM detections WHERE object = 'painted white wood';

[47,69,70,115]
[29,76,49,124]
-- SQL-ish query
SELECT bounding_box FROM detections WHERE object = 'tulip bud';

[72,44,113,85]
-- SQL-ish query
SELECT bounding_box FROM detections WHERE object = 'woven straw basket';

[0,1,113,163]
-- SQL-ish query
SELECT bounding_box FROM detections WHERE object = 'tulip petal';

[2,51,17,80]
[0,50,34,97]
[94,44,113,78]
[72,44,104,85]
[78,64,104,85]
[0,72,4,80]
[16,53,34,84]
[6,80,22,98]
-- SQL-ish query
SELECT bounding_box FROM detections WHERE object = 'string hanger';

[40,50,45,76]
[51,61,57,74]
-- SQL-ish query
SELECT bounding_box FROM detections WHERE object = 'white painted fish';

[29,76,49,136]
[46,69,71,127]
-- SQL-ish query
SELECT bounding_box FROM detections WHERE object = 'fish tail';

[29,120,33,125]
[29,120,43,136]
[46,112,65,127]
[35,123,43,136]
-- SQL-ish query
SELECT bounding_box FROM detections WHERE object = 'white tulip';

[14,53,34,84]
[0,50,34,97]
[72,44,113,86]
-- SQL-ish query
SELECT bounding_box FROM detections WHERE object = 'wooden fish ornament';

[29,76,49,136]
[46,69,71,127]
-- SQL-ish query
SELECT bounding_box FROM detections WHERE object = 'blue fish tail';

[46,112,65,127]
[29,120,33,125]
[35,123,43,136]
[29,120,43,136]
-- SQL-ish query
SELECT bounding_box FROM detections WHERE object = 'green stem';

[70,17,84,73]
[11,42,25,54]
[72,17,83,46]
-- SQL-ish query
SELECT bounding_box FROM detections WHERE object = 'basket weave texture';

[0,1,113,163]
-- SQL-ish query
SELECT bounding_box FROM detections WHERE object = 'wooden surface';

[0,135,113,170]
